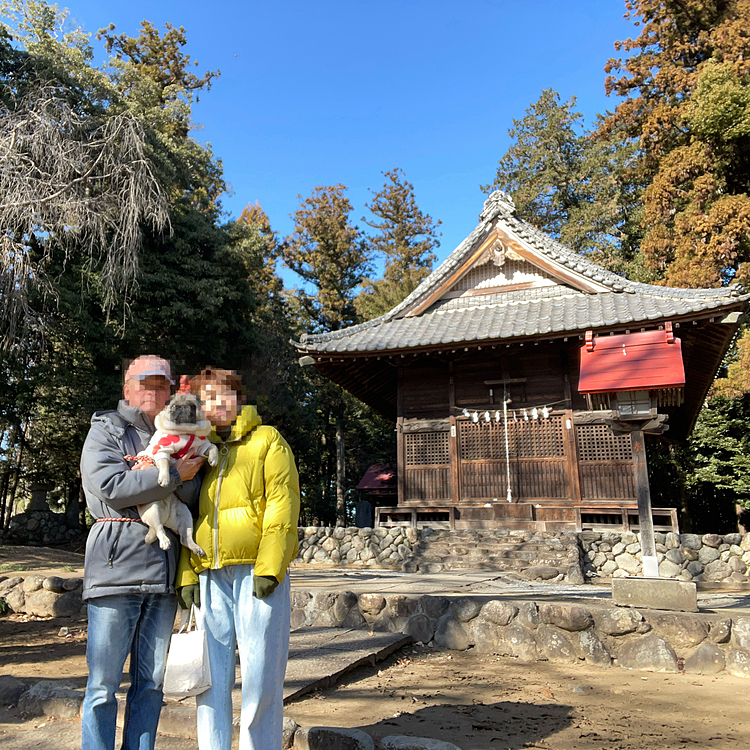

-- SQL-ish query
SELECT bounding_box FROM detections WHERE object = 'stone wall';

[0,575,84,617]
[290,589,750,677]
[582,531,750,583]
[293,526,419,568]
[5,509,82,546]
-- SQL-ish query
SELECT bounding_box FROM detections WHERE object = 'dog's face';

[163,392,207,427]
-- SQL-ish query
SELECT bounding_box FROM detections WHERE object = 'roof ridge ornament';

[480,190,516,223]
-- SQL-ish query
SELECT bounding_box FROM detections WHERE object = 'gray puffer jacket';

[81,401,201,601]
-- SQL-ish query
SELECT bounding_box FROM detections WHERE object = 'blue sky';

[62,0,635,285]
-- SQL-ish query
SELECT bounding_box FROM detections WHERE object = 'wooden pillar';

[562,375,582,505]
[631,429,659,578]
[448,362,460,505]
[397,368,405,509]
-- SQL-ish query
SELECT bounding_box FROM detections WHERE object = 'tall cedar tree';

[356,168,441,320]
[283,185,369,332]
[483,89,642,274]
[601,0,750,394]
[283,185,370,525]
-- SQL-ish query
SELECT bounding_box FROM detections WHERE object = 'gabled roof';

[294,192,748,355]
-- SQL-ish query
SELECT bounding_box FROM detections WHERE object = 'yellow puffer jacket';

[176,405,300,588]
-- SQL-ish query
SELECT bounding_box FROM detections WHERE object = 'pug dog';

[131,383,219,555]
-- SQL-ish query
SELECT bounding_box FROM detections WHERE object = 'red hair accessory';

[178,375,191,394]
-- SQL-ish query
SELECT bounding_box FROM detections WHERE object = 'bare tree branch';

[0,85,169,346]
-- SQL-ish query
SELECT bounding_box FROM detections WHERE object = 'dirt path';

[285,645,747,750]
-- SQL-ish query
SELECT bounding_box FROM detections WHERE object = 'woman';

[176,368,300,750]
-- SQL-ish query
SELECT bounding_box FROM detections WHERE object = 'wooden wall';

[399,342,635,508]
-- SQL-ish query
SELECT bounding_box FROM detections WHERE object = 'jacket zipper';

[108,523,125,568]
[212,445,230,568]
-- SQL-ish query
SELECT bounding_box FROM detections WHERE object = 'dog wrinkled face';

[165,393,205,425]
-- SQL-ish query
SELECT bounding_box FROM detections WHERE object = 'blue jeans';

[197,565,291,750]
[81,593,178,750]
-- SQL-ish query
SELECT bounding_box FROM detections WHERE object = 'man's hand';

[177,584,200,610]
[174,455,204,482]
[253,575,279,599]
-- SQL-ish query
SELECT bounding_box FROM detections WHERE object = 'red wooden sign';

[578,325,685,394]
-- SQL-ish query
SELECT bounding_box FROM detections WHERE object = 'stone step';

[417,543,574,554]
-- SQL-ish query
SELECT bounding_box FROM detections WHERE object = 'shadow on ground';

[358,700,572,750]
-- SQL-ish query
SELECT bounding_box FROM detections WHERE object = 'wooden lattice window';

[577,424,632,461]
[405,432,450,466]
[458,417,565,460]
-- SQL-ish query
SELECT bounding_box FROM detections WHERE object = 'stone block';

[0,577,23,593]
[578,630,612,667]
[612,577,697,612]
[517,601,539,630]
[614,552,640,575]
[684,643,725,674]
[658,559,682,578]
[726,649,750,678]
[502,622,538,661]
[522,565,560,581]
[731,617,750,650]
[698,546,720,564]
[564,563,585,585]
[702,533,722,548]
[539,603,593,632]
[283,717,299,749]
[405,614,434,644]
[481,601,518,627]
[380,737,463,750]
[3,587,25,613]
[0,675,28,706]
[451,597,482,623]
[419,595,449,620]
[709,618,731,644]
[704,560,732,581]
[469,617,505,654]
[536,625,577,663]
[18,681,83,718]
[647,613,709,648]
[62,578,82,591]
[434,616,469,651]
[293,726,375,750]
[616,634,679,672]
[24,589,81,618]
[21,575,45,593]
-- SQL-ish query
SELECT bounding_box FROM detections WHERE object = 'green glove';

[253,575,279,599]
[177,583,200,610]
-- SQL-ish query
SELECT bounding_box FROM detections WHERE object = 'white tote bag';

[163,604,212,698]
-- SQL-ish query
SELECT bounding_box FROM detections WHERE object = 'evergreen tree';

[483,89,642,274]
[356,168,441,320]
[283,185,369,333]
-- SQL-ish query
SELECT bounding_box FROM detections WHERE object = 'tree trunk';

[65,476,82,529]
[78,481,87,531]
[0,470,9,534]
[335,415,346,527]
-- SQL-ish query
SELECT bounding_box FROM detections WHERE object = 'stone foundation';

[0,575,84,617]
[290,589,750,677]
[5,509,81,546]
[293,526,419,568]
[582,531,750,584]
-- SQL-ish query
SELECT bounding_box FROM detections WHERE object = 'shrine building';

[293,192,749,533]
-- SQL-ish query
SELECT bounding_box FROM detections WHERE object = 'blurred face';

[124,375,172,420]
[200,382,240,428]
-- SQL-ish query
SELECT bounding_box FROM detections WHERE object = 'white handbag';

[163,604,212,698]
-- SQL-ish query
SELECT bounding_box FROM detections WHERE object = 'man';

[80,355,204,750]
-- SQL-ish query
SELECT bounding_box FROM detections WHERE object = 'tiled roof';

[295,192,748,355]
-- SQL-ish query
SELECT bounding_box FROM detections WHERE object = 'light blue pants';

[196,565,290,750]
